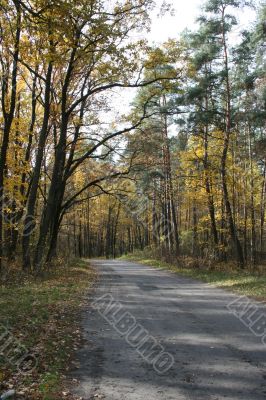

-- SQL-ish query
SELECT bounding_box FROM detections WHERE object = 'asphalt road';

[71,259,266,400]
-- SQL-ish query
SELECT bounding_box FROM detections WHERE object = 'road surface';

[71,259,266,400]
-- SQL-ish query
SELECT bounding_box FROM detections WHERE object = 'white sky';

[148,0,258,44]
[107,0,260,126]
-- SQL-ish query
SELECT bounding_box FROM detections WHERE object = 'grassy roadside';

[0,258,97,400]
[120,251,266,301]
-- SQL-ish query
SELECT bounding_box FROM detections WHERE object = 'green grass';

[120,251,266,301]
[0,258,96,399]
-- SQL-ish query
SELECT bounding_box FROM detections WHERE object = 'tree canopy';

[0,0,265,272]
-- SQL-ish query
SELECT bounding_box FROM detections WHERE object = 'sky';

[147,0,258,44]
[108,0,260,125]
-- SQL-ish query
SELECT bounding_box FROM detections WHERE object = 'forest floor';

[120,250,266,302]
[0,258,97,400]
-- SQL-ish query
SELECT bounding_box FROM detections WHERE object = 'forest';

[1,1,266,399]
[0,0,265,275]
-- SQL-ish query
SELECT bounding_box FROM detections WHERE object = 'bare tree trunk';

[260,163,266,256]
[8,72,38,258]
[192,201,198,256]
[161,96,179,255]
[0,0,21,272]
[34,41,79,271]
[221,7,244,267]
[22,61,53,271]
[203,121,219,251]
[248,123,256,265]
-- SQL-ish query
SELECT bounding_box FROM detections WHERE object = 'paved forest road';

[71,259,266,400]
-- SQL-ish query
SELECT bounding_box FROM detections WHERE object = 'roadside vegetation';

[0,259,96,400]
[120,249,266,301]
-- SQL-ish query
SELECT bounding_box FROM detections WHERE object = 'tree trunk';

[0,1,21,272]
[248,123,256,265]
[221,7,244,267]
[260,162,266,256]
[22,62,53,271]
